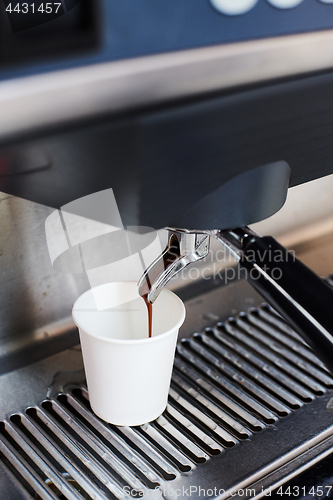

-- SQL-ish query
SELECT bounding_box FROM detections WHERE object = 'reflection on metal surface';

[0,193,89,376]
[2,303,333,499]
[2,29,333,140]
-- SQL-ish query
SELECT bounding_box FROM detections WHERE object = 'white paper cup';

[72,282,186,426]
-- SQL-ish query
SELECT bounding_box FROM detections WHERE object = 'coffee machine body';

[2,1,333,231]
[2,1,333,499]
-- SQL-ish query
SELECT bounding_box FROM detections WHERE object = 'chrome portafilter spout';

[137,229,210,303]
[138,226,333,374]
[137,226,254,303]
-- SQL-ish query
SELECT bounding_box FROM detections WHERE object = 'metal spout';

[138,229,210,303]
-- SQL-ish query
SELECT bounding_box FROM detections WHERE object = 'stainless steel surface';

[0,346,84,420]
[2,294,333,499]
[0,193,89,374]
[3,30,333,141]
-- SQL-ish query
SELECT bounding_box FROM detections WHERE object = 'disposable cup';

[72,282,186,426]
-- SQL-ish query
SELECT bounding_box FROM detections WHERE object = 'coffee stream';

[142,294,153,338]
[140,234,181,338]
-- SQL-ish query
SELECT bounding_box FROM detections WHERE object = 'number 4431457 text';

[5,3,62,13]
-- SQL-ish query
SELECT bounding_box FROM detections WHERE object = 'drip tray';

[1,301,333,500]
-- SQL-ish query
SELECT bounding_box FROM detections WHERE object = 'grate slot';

[0,451,36,500]
[169,385,240,444]
[211,325,314,402]
[258,304,332,374]
[248,308,333,375]
[114,425,179,480]
[165,403,223,454]
[0,430,59,500]
[256,305,310,346]
[154,414,209,462]
[73,388,179,480]
[186,336,291,415]
[227,318,327,394]
[47,397,153,492]
[195,332,304,409]
[139,423,194,471]
[56,392,166,487]
[176,343,277,423]
[179,339,290,417]
[21,410,122,500]
[171,372,251,438]
[173,358,264,431]
[79,388,196,473]
[246,312,333,386]
[4,419,85,500]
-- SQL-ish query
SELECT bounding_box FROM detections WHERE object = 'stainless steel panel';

[2,30,333,141]
[0,193,89,375]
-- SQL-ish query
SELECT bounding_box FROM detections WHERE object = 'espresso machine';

[2,0,333,499]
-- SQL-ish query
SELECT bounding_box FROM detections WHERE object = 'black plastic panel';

[1,69,333,229]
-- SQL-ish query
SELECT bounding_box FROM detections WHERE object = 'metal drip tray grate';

[2,304,333,500]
